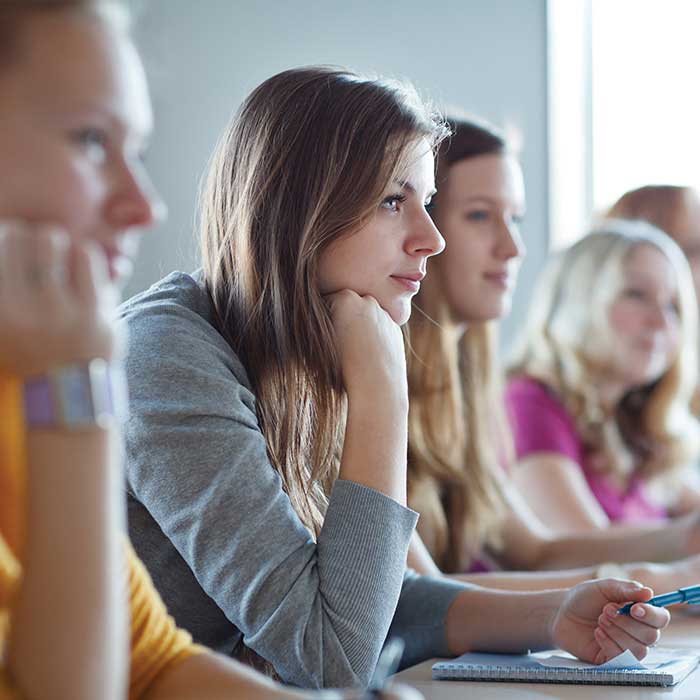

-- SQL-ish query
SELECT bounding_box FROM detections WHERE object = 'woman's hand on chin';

[325,288,407,408]
[0,220,120,376]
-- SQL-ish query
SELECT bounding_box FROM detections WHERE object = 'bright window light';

[592,0,700,212]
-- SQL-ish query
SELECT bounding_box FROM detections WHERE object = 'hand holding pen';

[618,584,700,615]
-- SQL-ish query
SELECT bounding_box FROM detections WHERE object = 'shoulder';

[119,270,251,393]
[119,270,218,342]
[506,375,572,421]
[505,374,582,460]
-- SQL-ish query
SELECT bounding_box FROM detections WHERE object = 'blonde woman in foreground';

[404,116,700,598]
[0,2,420,699]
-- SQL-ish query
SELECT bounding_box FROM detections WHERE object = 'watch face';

[57,365,96,425]
[23,359,122,429]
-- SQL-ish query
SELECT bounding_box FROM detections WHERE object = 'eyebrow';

[395,179,437,199]
[457,194,527,210]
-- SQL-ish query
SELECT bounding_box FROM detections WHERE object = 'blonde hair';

[509,220,700,482]
[200,66,448,536]
[407,117,511,573]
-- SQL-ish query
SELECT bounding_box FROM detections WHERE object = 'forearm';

[531,522,687,570]
[144,653,307,700]
[452,567,599,592]
[445,586,566,654]
[339,393,408,505]
[8,425,127,700]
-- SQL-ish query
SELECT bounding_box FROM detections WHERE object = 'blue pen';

[617,584,700,615]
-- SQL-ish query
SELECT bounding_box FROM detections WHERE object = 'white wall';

[128,0,549,346]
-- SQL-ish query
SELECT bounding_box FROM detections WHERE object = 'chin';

[388,299,412,326]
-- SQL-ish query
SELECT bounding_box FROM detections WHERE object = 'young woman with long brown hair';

[405,116,700,596]
[0,3,423,699]
[122,70,670,688]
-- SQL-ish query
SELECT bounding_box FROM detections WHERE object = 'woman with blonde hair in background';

[405,116,700,599]
[507,220,700,533]
[607,185,700,417]
[0,2,422,699]
[121,69,669,687]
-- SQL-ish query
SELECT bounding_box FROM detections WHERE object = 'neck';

[596,377,630,414]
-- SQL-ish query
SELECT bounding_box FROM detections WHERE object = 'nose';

[496,218,526,260]
[647,302,670,331]
[108,160,167,232]
[407,209,446,258]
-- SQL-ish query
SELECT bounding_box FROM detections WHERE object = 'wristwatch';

[23,359,128,430]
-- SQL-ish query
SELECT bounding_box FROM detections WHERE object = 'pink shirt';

[505,375,666,524]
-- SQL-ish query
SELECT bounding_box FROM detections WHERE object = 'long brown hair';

[407,116,510,573]
[200,66,448,536]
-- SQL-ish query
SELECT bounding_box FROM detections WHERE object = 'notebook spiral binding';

[432,664,674,686]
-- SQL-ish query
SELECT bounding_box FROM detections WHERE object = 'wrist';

[23,359,127,431]
[546,589,570,649]
[346,383,409,415]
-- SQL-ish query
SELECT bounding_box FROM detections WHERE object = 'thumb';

[601,578,653,604]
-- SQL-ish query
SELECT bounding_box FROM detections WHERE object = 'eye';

[73,127,109,163]
[465,210,490,222]
[512,213,526,225]
[623,288,647,301]
[424,199,435,214]
[380,193,407,213]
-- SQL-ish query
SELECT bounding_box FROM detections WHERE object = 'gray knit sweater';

[120,271,467,689]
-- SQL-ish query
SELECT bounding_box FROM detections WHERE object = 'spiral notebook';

[432,648,699,686]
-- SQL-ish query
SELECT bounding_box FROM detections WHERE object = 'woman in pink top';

[507,222,700,533]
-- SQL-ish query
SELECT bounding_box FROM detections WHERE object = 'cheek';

[318,232,389,295]
[0,147,102,235]
[608,302,640,338]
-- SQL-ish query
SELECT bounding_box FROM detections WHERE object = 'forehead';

[2,11,151,135]
[396,138,435,191]
[623,244,676,287]
[444,153,525,205]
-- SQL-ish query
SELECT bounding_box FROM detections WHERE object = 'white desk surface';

[392,614,700,699]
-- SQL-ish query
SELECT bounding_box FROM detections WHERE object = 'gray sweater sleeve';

[120,274,421,688]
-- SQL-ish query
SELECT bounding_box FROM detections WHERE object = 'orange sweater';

[0,374,203,699]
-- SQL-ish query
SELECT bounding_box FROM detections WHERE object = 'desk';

[393,615,700,699]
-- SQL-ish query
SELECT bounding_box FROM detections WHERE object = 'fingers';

[600,579,653,606]
[0,221,118,374]
[71,239,111,308]
[30,226,70,303]
[0,221,27,298]
[0,223,70,299]
[593,625,625,663]
[594,600,669,662]
[615,601,670,630]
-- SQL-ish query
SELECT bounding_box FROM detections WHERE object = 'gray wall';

[128,0,549,346]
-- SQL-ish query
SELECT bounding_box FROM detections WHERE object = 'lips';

[483,271,511,289]
[391,270,425,293]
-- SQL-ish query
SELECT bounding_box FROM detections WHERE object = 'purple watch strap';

[23,375,54,426]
